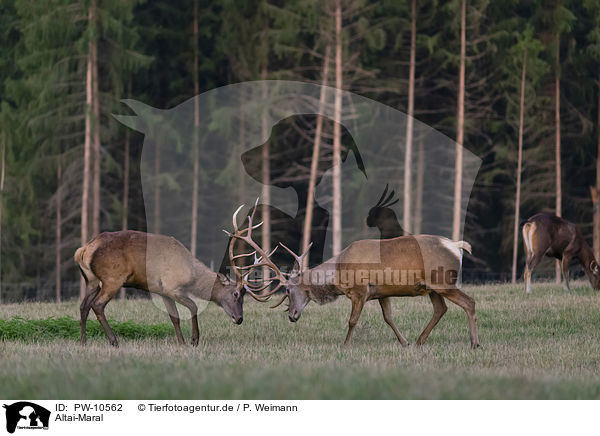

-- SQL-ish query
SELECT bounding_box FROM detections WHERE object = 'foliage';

[2,0,600,292]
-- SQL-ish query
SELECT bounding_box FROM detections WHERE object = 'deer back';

[333,235,466,290]
[77,231,215,298]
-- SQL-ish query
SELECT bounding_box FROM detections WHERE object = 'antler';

[265,242,313,310]
[280,242,312,272]
[224,199,288,301]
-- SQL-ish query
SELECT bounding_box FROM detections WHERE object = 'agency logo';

[3,402,50,434]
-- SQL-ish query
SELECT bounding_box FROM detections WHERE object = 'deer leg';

[561,255,571,291]
[80,281,101,345]
[162,296,185,345]
[91,283,121,347]
[524,252,544,294]
[343,294,366,346]
[440,288,479,349]
[172,294,199,346]
[378,297,409,346]
[416,291,447,346]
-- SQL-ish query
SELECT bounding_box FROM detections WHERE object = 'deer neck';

[189,260,218,301]
[301,264,342,305]
[578,241,598,280]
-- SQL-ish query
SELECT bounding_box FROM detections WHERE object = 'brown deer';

[74,230,264,347]
[226,205,480,349]
[522,213,600,293]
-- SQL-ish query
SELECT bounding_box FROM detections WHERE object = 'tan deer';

[74,230,267,347]
[226,204,480,349]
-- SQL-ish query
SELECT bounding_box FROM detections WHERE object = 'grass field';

[1,281,600,399]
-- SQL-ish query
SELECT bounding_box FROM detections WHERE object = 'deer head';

[213,272,244,324]
[588,260,600,289]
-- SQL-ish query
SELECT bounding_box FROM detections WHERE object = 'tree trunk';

[403,0,416,235]
[122,130,130,233]
[512,52,527,284]
[154,142,161,234]
[302,45,331,268]
[91,0,100,237]
[452,0,466,241]
[414,134,424,235]
[119,131,130,300]
[80,15,94,299]
[261,66,271,263]
[120,82,131,300]
[555,35,562,283]
[594,74,600,262]
[0,134,5,304]
[332,0,343,255]
[56,161,62,303]
[190,0,200,257]
[238,90,246,203]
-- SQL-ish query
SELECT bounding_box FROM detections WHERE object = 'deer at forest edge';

[227,204,480,349]
[522,213,600,293]
[74,230,266,347]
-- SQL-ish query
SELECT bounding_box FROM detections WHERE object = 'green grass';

[1,281,600,399]
[0,316,174,341]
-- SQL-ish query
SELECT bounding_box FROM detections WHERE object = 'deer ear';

[217,273,230,285]
[591,261,600,274]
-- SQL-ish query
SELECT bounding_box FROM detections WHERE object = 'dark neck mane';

[579,241,597,271]
[306,282,340,305]
[300,265,342,305]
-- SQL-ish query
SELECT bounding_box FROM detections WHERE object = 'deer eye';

[233,291,239,299]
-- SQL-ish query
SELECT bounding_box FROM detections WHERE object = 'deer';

[74,230,268,347]
[366,184,405,238]
[522,213,600,293]
[226,204,480,349]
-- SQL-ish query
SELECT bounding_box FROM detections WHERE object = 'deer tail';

[522,221,536,256]
[74,246,86,265]
[74,245,93,285]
